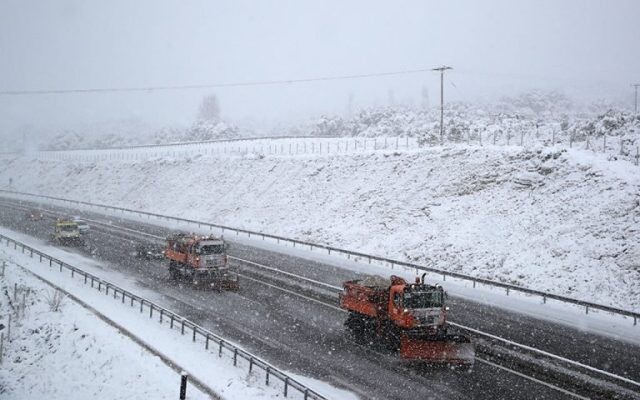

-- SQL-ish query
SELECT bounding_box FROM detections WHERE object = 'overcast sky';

[1,0,639,137]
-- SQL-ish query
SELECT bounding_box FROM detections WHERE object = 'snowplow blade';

[198,275,239,291]
[400,334,475,365]
[215,278,239,291]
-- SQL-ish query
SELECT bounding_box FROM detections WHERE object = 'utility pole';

[633,84,640,114]
[432,66,453,144]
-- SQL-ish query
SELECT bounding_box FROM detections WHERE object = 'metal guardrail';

[16,135,416,163]
[1,189,638,326]
[39,135,339,152]
[0,232,327,400]
[234,257,640,393]
[0,136,337,156]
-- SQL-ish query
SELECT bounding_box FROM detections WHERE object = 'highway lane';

[88,214,640,398]
[0,202,594,399]
[232,240,640,382]
[31,198,638,385]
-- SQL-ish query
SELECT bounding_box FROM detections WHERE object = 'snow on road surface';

[0,228,358,400]
[0,142,638,312]
[0,261,211,400]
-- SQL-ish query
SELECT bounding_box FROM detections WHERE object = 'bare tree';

[197,94,221,122]
[387,89,396,107]
[44,289,66,312]
[421,85,429,109]
[347,92,354,116]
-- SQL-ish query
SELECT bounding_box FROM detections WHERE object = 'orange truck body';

[340,275,474,365]
[164,244,206,268]
[165,234,239,290]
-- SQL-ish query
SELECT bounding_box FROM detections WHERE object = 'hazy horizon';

[2,0,639,140]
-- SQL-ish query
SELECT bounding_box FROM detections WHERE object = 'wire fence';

[432,127,640,166]
[0,233,327,400]
[11,136,419,163]
[1,129,638,166]
[1,189,638,326]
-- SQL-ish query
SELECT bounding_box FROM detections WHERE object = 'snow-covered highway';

[0,198,637,399]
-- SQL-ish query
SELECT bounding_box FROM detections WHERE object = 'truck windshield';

[404,291,443,309]
[60,225,77,232]
[199,244,224,255]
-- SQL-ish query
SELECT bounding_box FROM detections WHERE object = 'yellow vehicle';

[54,219,84,246]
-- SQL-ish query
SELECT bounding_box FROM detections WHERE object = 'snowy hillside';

[302,105,639,161]
[39,119,241,151]
[1,143,639,311]
[40,119,172,150]
[34,92,639,156]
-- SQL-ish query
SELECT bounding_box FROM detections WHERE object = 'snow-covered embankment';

[0,264,211,400]
[1,144,638,310]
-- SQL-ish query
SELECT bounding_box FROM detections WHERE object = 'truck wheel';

[382,322,401,351]
[345,312,366,342]
[168,262,179,281]
[436,327,448,339]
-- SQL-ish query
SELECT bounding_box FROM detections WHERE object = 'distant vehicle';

[25,209,44,221]
[53,219,84,246]
[164,233,238,290]
[134,243,165,260]
[72,217,90,234]
[340,274,474,365]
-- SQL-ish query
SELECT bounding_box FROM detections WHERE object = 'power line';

[0,67,434,96]
[455,68,619,87]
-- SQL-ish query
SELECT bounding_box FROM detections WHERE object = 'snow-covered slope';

[0,264,210,400]
[1,144,638,310]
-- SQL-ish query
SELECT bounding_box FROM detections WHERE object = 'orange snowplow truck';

[165,233,239,290]
[339,274,474,365]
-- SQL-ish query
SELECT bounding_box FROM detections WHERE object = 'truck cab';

[389,280,447,335]
[192,239,227,269]
[54,219,84,246]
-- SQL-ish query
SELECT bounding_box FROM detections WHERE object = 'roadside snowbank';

[1,144,638,310]
[0,261,211,400]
